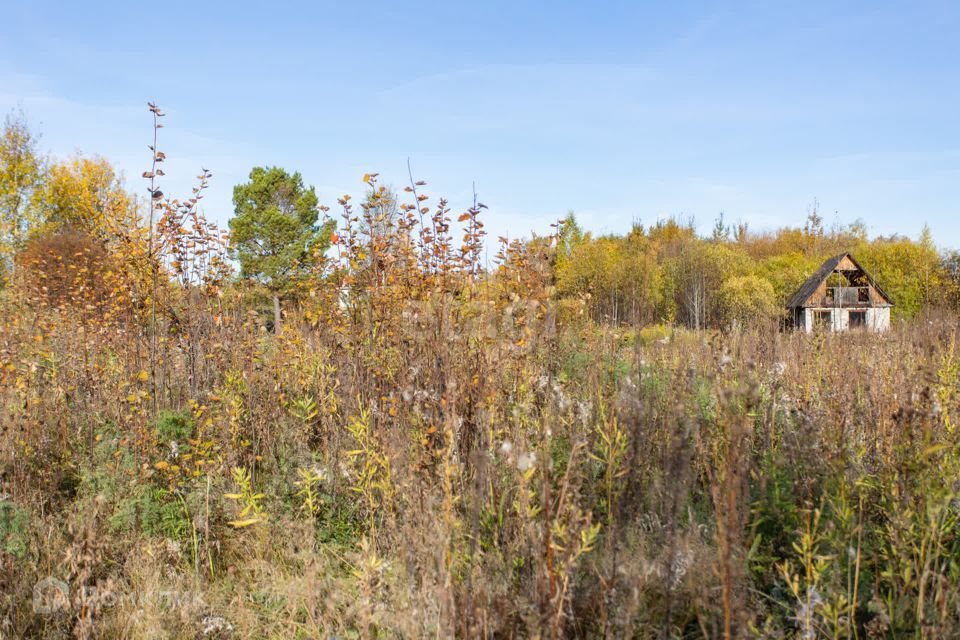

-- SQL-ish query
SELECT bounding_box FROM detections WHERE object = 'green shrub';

[110,485,191,542]
[0,500,29,558]
[154,410,194,444]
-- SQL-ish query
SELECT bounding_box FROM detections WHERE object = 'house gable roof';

[786,252,894,309]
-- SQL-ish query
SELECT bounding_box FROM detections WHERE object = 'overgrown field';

[3,229,960,638]
[2,109,960,638]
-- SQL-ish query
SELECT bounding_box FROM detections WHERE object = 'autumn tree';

[0,110,44,278]
[758,252,821,302]
[228,166,334,327]
[37,155,135,237]
[663,241,751,329]
[942,250,960,310]
[555,224,663,326]
[555,212,584,267]
[857,231,941,318]
[718,274,781,330]
[555,234,619,321]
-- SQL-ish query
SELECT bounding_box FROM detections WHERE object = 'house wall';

[833,309,848,332]
[801,308,826,332]
[800,307,891,333]
[867,307,891,332]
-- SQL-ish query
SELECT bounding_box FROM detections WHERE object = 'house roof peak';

[786,252,893,309]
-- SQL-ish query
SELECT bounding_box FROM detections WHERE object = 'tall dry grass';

[1,162,959,638]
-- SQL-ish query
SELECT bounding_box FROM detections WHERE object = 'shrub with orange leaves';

[14,229,120,320]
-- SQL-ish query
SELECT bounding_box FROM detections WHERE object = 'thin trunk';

[272,294,282,330]
[148,105,158,415]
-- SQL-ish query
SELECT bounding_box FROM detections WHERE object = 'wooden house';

[786,253,893,332]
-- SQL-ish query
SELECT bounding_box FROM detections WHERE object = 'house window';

[858,288,870,303]
[814,310,832,330]
[849,311,866,329]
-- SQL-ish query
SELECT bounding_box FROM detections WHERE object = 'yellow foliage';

[37,155,135,237]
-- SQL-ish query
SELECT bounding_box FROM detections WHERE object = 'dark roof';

[786,252,894,308]
[786,254,845,308]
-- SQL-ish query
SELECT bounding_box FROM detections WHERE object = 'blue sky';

[1,1,958,247]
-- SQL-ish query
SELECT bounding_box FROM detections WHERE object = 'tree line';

[2,108,955,330]
[555,209,952,328]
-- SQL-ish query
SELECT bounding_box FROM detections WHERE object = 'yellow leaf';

[228,517,262,528]
[137,370,149,382]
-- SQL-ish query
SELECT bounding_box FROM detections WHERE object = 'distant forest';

[554,211,951,328]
